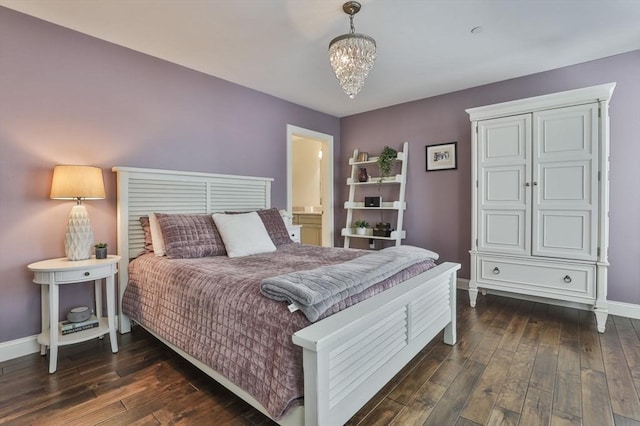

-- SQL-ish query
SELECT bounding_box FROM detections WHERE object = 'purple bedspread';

[122,243,436,419]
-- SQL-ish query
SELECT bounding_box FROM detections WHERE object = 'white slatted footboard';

[293,262,460,426]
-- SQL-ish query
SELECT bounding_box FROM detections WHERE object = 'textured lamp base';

[65,205,94,261]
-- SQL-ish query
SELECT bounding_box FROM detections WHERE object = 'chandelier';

[328,1,376,99]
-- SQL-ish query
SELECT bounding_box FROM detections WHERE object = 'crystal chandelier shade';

[328,2,376,99]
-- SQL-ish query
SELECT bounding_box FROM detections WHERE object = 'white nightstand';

[28,255,121,373]
[286,225,301,243]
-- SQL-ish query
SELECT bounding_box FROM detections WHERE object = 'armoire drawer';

[477,256,595,301]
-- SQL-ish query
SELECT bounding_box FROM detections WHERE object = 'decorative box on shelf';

[364,196,381,207]
[373,223,392,237]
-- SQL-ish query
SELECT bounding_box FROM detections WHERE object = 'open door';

[286,125,334,247]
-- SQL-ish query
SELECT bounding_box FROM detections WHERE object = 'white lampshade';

[50,165,105,261]
[50,165,105,200]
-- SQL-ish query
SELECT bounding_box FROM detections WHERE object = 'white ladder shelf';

[343,142,408,248]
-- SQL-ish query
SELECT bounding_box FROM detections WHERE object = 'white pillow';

[212,212,276,258]
[148,212,166,257]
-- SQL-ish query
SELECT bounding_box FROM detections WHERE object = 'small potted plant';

[353,220,370,235]
[94,243,108,259]
[376,146,398,183]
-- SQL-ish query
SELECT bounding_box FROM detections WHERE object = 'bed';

[113,166,460,426]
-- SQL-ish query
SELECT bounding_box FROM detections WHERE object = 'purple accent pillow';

[226,208,292,246]
[139,216,154,254]
[155,213,226,258]
[257,208,293,246]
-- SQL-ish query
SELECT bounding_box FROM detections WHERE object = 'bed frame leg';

[119,314,131,334]
[444,323,456,346]
[444,271,457,345]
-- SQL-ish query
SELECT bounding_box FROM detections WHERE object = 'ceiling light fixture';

[328,1,376,99]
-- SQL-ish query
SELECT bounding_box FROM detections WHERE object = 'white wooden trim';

[458,278,638,319]
[0,334,40,362]
[471,287,639,318]
[608,301,640,320]
[466,82,616,121]
[113,165,459,426]
[456,278,470,290]
[0,315,123,363]
[111,166,274,182]
[286,125,335,247]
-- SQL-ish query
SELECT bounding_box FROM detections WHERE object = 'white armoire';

[466,83,615,333]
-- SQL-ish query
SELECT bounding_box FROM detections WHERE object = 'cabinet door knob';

[525,182,531,187]
[493,267,500,274]
[563,275,572,283]
[84,271,90,276]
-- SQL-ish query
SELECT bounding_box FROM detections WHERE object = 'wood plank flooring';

[1,291,639,425]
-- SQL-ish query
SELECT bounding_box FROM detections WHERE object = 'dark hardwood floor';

[2,291,639,425]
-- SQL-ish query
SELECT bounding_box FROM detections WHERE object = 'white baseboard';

[608,301,640,319]
[0,334,40,363]
[457,278,470,290]
[457,279,640,320]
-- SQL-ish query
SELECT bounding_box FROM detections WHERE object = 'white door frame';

[287,124,334,247]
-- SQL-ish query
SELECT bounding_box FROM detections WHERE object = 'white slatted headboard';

[112,166,273,333]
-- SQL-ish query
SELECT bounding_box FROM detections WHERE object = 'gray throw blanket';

[260,245,439,322]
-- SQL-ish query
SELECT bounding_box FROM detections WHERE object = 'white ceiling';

[2,0,639,117]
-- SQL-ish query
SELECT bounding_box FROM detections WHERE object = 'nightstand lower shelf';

[37,317,110,347]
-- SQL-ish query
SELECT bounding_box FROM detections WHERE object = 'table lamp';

[50,165,105,260]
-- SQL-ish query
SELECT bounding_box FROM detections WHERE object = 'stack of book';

[59,316,99,335]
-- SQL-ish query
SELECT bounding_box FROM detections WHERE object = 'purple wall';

[0,8,340,342]
[340,50,640,306]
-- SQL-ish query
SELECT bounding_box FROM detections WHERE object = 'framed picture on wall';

[426,142,457,171]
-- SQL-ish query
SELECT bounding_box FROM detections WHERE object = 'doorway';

[286,125,334,247]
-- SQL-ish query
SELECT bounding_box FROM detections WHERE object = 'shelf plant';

[376,146,398,182]
[353,219,370,235]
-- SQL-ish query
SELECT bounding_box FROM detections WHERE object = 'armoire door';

[476,114,532,256]
[532,103,599,260]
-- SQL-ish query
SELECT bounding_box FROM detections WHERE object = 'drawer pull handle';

[493,267,500,274]
[563,275,572,283]
[84,271,90,277]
